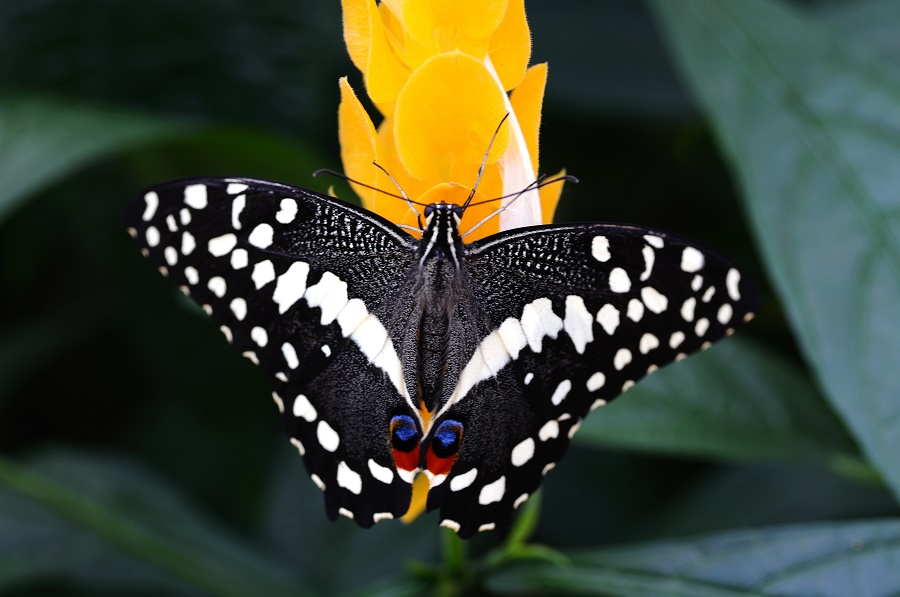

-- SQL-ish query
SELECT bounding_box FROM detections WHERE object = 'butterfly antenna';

[312,169,408,199]
[372,161,424,230]
[462,113,511,212]
[460,174,578,240]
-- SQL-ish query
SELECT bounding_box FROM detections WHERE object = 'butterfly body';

[125,177,757,537]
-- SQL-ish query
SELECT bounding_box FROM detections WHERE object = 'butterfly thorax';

[414,203,466,412]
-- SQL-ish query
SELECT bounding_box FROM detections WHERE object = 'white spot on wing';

[498,318,527,359]
[670,331,685,349]
[451,468,478,491]
[181,231,196,256]
[614,348,632,370]
[520,298,563,353]
[681,247,704,272]
[227,183,248,194]
[644,234,664,248]
[524,372,534,385]
[514,493,529,509]
[368,459,394,484]
[373,512,393,522]
[184,184,207,209]
[609,267,631,293]
[273,261,310,314]
[166,214,178,233]
[276,198,298,224]
[310,474,326,491]
[592,236,611,262]
[230,297,247,321]
[703,286,716,303]
[142,192,159,221]
[727,268,742,300]
[207,276,227,298]
[231,248,248,270]
[478,523,496,532]
[349,314,409,402]
[695,317,710,336]
[477,330,511,376]
[718,303,733,324]
[538,420,559,441]
[587,372,605,391]
[208,233,237,257]
[681,297,696,322]
[220,325,232,343]
[627,298,644,322]
[639,333,659,354]
[440,519,461,532]
[642,286,668,314]
[248,223,274,249]
[596,304,620,335]
[317,420,340,452]
[250,326,268,347]
[336,461,362,495]
[692,275,703,291]
[564,296,594,354]
[511,438,535,466]
[146,226,160,247]
[321,344,331,357]
[640,245,655,281]
[272,392,285,413]
[550,379,571,406]
[289,437,304,455]
[282,342,299,369]
[231,194,246,230]
[478,476,506,505]
[252,260,276,289]
[305,272,349,325]
[179,208,191,225]
[184,266,199,285]
[164,246,178,266]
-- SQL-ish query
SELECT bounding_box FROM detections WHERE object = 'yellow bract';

[339,0,563,241]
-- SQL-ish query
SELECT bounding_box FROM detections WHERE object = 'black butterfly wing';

[124,177,421,526]
[425,224,758,537]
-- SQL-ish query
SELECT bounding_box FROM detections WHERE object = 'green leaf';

[639,463,897,540]
[651,0,900,499]
[575,335,855,462]
[821,0,900,67]
[259,444,439,596]
[488,519,900,596]
[0,94,193,224]
[0,450,306,596]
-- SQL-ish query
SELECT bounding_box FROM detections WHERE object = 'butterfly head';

[418,203,464,267]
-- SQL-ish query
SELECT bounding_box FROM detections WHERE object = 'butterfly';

[124,177,757,537]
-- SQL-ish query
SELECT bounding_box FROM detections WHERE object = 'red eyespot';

[389,415,421,474]
[426,419,464,476]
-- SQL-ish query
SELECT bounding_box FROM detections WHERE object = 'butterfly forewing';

[124,178,421,526]
[422,224,757,536]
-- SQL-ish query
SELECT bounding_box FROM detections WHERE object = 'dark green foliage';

[2,0,899,594]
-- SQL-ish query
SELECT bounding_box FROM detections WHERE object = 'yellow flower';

[339,0,565,241]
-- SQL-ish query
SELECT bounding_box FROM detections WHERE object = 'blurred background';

[2,0,899,595]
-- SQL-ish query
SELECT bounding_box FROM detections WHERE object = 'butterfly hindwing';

[124,177,421,526]
[423,224,758,536]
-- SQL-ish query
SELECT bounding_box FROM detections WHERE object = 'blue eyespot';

[432,419,464,459]
[390,415,419,452]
